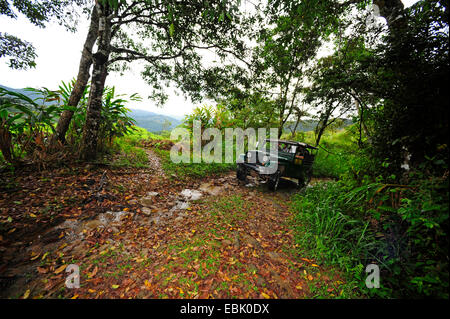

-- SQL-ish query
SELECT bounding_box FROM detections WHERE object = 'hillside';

[0,84,59,106]
[128,109,182,133]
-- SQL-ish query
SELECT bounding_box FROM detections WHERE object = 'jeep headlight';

[247,152,252,159]
[262,155,270,165]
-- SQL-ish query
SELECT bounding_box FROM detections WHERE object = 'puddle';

[180,189,203,200]
[199,183,224,196]
[54,219,83,241]
[170,200,190,212]
[98,211,128,224]
[146,191,159,197]
[166,189,203,214]
[53,211,131,241]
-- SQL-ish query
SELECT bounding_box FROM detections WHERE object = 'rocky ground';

[0,146,345,299]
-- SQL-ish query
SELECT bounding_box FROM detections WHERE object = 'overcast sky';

[0,0,419,118]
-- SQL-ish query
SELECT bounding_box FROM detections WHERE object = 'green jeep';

[236,139,318,191]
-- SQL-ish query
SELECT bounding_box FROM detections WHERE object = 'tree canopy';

[0,0,89,69]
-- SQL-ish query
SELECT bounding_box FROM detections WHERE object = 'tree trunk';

[315,109,332,146]
[290,110,302,139]
[53,4,99,144]
[80,4,112,161]
[0,124,12,163]
[278,121,283,139]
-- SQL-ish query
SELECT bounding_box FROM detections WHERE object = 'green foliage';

[0,86,61,163]
[116,126,162,146]
[304,0,449,175]
[291,166,449,298]
[291,181,377,273]
[58,79,139,154]
[58,79,89,146]
[98,87,140,148]
[0,0,89,69]
[103,0,247,107]
[93,127,162,168]
[288,126,371,180]
[369,0,449,174]
[109,138,148,168]
[153,146,233,180]
[182,103,265,132]
[0,81,140,166]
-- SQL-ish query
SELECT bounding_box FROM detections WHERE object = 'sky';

[0,0,420,118]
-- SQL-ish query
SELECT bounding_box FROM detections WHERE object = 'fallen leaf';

[30,252,41,261]
[54,264,67,274]
[261,292,271,299]
[37,267,48,274]
[88,266,98,278]
[23,289,30,299]
[112,284,120,289]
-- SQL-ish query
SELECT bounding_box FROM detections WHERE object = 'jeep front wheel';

[236,164,247,181]
[268,171,281,191]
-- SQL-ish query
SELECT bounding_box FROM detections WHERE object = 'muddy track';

[0,148,339,299]
[144,148,165,177]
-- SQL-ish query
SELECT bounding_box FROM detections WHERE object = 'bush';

[291,182,377,282]
[153,146,234,179]
[290,170,449,298]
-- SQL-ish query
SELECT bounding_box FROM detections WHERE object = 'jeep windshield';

[255,140,298,154]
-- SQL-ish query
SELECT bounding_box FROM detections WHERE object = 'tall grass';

[291,182,376,270]
[106,127,162,168]
[153,147,234,179]
[290,167,449,298]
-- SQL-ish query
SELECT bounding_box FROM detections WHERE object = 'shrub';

[291,171,449,298]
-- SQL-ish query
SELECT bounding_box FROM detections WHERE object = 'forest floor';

[0,144,347,299]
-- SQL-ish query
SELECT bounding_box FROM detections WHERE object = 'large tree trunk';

[53,5,99,145]
[80,4,112,161]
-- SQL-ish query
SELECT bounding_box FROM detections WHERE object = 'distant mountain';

[128,109,182,133]
[168,114,187,121]
[0,84,59,106]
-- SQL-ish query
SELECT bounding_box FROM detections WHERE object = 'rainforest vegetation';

[0,0,448,299]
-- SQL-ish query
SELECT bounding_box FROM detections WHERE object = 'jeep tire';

[236,164,247,181]
[268,171,281,191]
